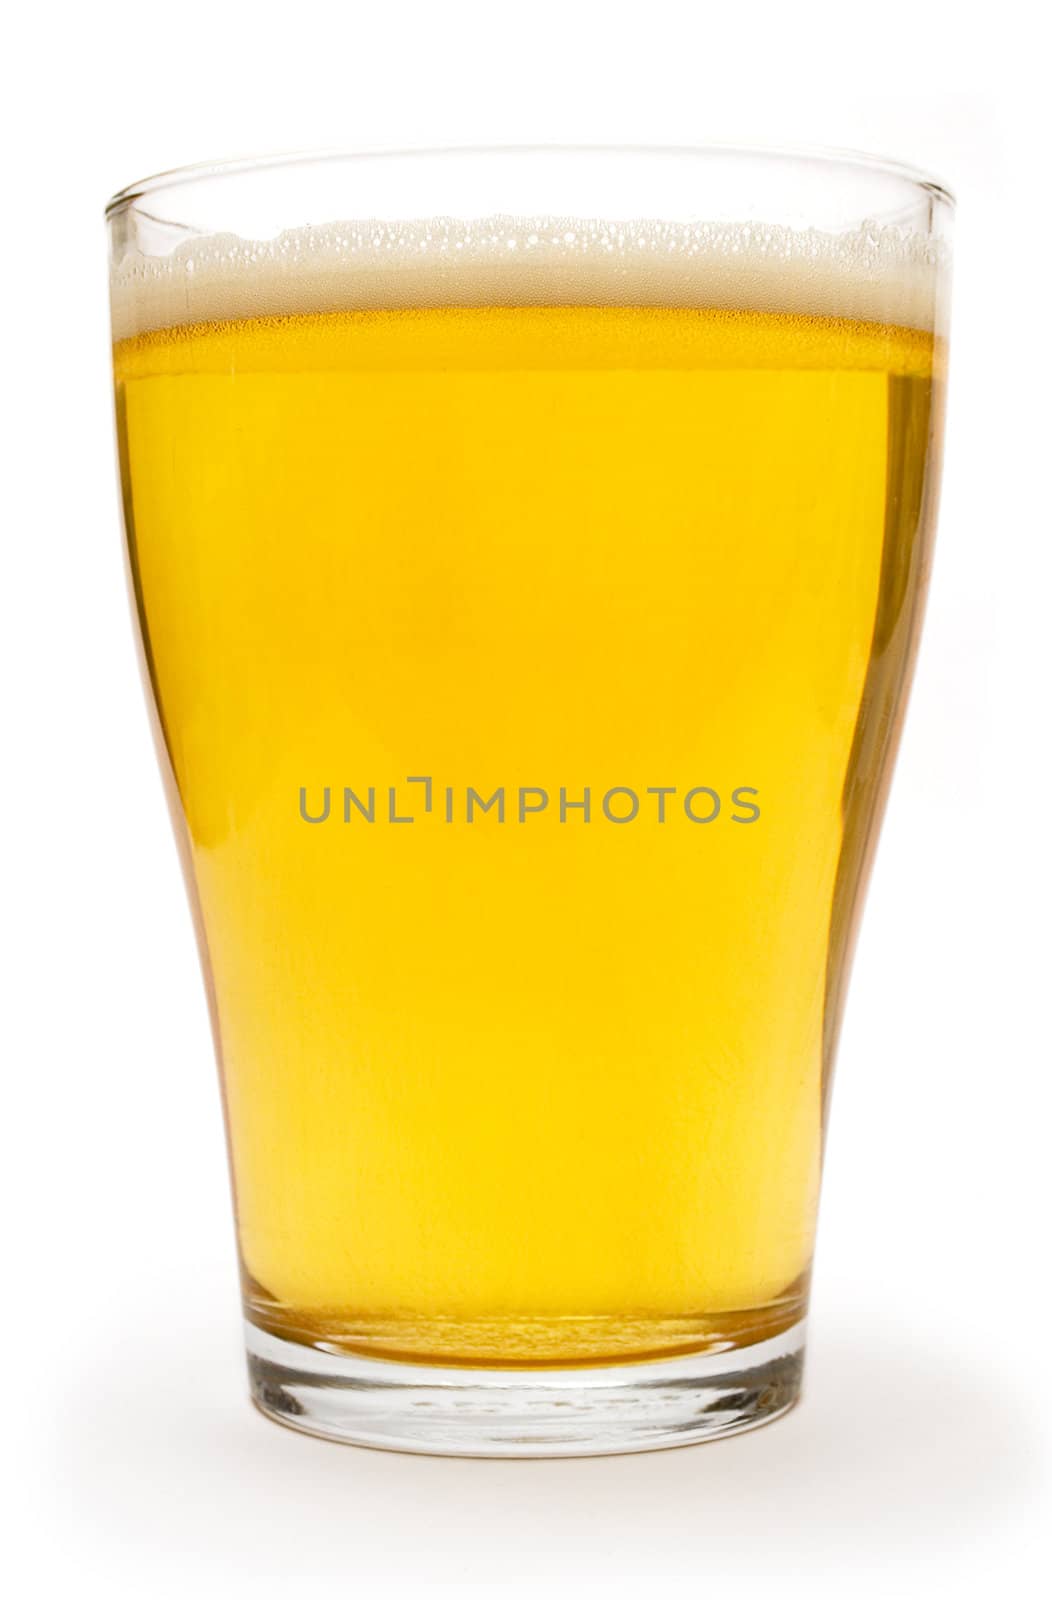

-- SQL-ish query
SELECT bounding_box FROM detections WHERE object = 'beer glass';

[107,147,952,1455]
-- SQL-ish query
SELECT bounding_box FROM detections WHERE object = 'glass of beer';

[107,147,952,1455]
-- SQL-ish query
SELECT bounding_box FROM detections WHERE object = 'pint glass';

[107,147,952,1454]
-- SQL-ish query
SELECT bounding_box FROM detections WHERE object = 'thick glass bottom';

[245,1319,806,1457]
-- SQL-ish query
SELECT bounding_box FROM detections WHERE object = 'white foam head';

[111,216,945,340]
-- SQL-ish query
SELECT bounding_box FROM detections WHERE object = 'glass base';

[245,1319,805,1457]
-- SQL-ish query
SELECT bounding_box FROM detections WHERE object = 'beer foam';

[111,216,945,340]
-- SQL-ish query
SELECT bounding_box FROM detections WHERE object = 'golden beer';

[109,161,950,1449]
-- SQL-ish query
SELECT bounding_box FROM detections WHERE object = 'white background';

[5,1,1050,1593]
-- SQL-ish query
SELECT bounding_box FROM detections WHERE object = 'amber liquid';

[115,303,938,1364]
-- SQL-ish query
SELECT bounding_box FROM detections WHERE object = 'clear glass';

[108,146,952,1455]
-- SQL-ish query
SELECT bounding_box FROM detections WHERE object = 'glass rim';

[105,141,956,220]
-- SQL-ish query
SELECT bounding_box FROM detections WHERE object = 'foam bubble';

[110,216,945,340]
